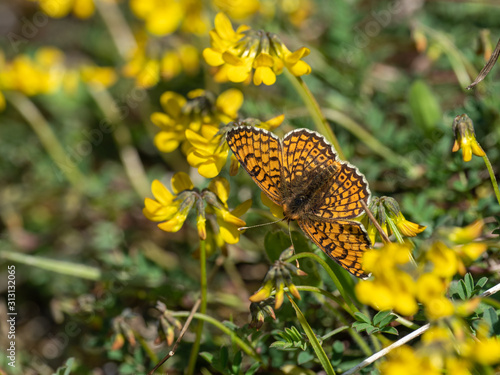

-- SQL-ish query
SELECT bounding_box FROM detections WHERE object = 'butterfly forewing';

[298,218,370,278]
[281,129,339,190]
[226,127,283,204]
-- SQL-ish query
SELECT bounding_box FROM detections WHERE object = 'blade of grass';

[288,295,336,375]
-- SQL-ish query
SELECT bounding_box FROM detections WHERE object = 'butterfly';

[226,126,371,278]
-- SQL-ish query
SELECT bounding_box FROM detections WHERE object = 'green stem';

[87,85,150,198]
[0,250,101,280]
[285,71,345,160]
[6,92,86,191]
[187,240,207,375]
[322,108,413,172]
[171,311,261,363]
[294,285,355,318]
[288,252,359,314]
[394,315,421,330]
[482,155,500,206]
[386,218,405,244]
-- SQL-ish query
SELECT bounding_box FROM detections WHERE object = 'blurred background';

[0,0,499,373]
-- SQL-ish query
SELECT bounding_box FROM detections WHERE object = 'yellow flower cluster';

[151,89,243,178]
[0,48,66,103]
[380,324,500,374]
[129,0,208,36]
[360,197,426,244]
[0,48,119,110]
[29,0,94,19]
[203,13,311,85]
[356,218,490,318]
[143,172,251,253]
[122,35,200,88]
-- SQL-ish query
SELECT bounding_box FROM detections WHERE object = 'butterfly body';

[226,126,371,278]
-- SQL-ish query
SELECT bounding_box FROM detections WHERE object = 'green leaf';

[52,358,75,375]
[220,346,228,369]
[289,297,336,375]
[200,352,214,364]
[366,326,379,335]
[232,351,242,373]
[381,327,399,335]
[476,277,488,289]
[352,322,373,332]
[245,362,261,375]
[373,310,393,327]
[298,351,315,365]
[270,341,294,350]
[483,307,500,336]
[354,312,372,324]
[464,273,474,298]
[264,231,291,262]
[457,280,467,300]
[408,80,442,134]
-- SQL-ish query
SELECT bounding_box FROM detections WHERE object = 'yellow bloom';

[143,173,194,232]
[452,114,485,162]
[213,0,260,20]
[0,48,66,96]
[122,39,161,88]
[426,242,458,278]
[161,45,200,80]
[392,212,427,237]
[80,66,117,88]
[360,196,426,244]
[379,346,440,375]
[203,13,311,85]
[144,174,249,249]
[471,336,500,365]
[152,89,243,157]
[29,0,94,19]
[186,125,229,178]
[130,0,208,36]
[356,243,419,316]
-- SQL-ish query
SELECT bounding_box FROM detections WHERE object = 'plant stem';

[6,92,86,191]
[285,71,345,160]
[322,108,413,172]
[482,155,500,206]
[94,0,136,59]
[288,252,359,314]
[187,239,207,375]
[171,311,261,363]
[87,85,150,198]
[294,285,355,318]
[0,251,101,280]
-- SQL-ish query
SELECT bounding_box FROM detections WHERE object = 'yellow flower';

[153,89,243,173]
[471,336,500,365]
[426,242,458,278]
[249,248,305,310]
[130,0,208,36]
[122,38,161,88]
[80,65,117,88]
[379,346,440,375]
[392,211,427,237]
[161,45,200,80]
[144,174,250,249]
[213,0,260,20]
[452,114,485,162]
[29,0,94,19]
[356,243,419,316]
[143,173,194,232]
[203,13,311,85]
[360,197,426,244]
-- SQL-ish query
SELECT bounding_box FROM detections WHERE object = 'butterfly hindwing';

[226,126,283,204]
[297,218,370,278]
[312,162,371,220]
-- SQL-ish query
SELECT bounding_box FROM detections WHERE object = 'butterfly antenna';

[238,217,286,231]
